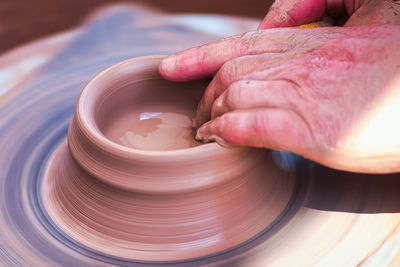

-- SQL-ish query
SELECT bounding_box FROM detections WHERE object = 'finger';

[344,0,363,16]
[193,53,294,127]
[196,108,315,156]
[193,77,221,128]
[258,0,325,29]
[159,28,313,82]
[211,80,298,119]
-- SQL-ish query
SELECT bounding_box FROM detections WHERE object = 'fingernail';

[196,120,214,140]
[195,124,207,140]
[160,55,178,76]
[195,121,217,142]
[196,125,231,147]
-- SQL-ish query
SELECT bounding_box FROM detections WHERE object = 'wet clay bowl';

[42,56,296,261]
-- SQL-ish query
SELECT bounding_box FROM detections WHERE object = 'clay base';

[42,142,295,261]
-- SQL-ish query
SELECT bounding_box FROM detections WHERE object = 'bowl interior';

[95,72,208,151]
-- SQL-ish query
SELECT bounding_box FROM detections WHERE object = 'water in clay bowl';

[41,56,295,261]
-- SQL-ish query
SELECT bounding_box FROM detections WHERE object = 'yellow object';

[299,22,321,28]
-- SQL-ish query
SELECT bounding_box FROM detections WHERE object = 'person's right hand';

[160,0,400,174]
[258,0,362,29]
[160,24,400,174]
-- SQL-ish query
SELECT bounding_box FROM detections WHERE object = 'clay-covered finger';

[258,0,325,29]
[193,77,221,128]
[196,108,315,155]
[159,28,319,82]
[211,80,298,119]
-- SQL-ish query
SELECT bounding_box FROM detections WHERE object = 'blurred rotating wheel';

[0,6,399,266]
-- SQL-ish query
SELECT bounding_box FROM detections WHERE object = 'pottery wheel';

[0,4,399,266]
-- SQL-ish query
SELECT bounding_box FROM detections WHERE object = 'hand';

[159,25,400,173]
[258,0,361,29]
[260,0,400,29]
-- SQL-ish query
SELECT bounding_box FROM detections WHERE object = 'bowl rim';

[76,55,225,158]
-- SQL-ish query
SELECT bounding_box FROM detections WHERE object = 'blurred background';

[0,0,274,54]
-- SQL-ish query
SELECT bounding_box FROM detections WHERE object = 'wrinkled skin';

[159,0,400,173]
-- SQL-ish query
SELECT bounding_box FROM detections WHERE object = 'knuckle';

[218,61,236,87]
[225,80,247,108]
[254,111,270,136]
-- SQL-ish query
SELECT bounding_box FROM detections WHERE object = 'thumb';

[258,0,325,29]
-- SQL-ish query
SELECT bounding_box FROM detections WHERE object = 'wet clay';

[96,73,205,151]
[41,56,295,261]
